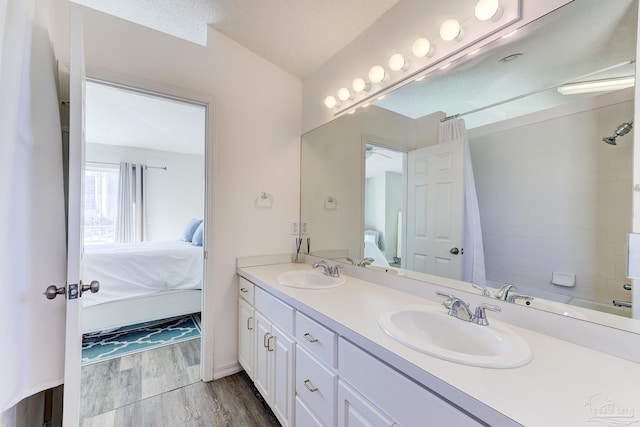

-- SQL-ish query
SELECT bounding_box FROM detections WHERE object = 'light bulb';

[475,0,502,21]
[412,38,432,57]
[352,77,368,93]
[368,65,386,83]
[440,19,462,41]
[324,96,338,109]
[337,87,351,101]
[388,54,406,71]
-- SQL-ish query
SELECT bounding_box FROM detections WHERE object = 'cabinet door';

[338,381,395,427]
[238,298,255,379]
[271,323,295,427]
[254,310,272,403]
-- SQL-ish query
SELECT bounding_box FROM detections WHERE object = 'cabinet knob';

[240,287,248,293]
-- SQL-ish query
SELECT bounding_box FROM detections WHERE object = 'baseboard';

[213,362,242,380]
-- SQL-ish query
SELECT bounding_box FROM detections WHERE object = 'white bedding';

[81,240,203,307]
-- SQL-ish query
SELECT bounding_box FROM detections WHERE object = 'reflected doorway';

[80,80,207,421]
[364,143,405,267]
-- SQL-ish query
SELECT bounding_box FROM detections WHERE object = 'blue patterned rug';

[81,314,201,365]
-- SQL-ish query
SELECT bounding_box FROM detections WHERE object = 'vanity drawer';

[338,338,482,427]
[296,396,324,427]
[254,286,294,335]
[296,311,337,368]
[238,277,255,304]
[296,346,337,425]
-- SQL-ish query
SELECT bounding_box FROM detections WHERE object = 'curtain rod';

[442,60,635,122]
[86,161,167,170]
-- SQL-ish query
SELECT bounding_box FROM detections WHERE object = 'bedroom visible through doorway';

[80,80,207,420]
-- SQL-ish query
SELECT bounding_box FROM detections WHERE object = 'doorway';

[79,80,207,421]
[364,143,405,267]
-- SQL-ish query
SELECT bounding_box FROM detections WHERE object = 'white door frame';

[84,68,218,382]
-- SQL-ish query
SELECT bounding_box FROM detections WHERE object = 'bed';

[81,240,203,333]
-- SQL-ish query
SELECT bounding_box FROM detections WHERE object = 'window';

[84,167,119,245]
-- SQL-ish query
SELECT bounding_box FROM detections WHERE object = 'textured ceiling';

[73,0,400,79]
[85,82,206,155]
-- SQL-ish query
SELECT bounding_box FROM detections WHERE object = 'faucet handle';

[437,291,456,299]
[471,283,491,297]
[472,303,501,326]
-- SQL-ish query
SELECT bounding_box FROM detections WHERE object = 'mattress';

[81,240,203,307]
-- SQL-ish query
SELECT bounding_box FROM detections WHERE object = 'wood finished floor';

[81,338,279,426]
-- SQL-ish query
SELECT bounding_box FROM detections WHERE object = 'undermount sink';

[378,305,532,368]
[276,270,346,289]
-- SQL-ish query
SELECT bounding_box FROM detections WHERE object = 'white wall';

[85,143,204,241]
[50,2,301,378]
[469,90,633,306]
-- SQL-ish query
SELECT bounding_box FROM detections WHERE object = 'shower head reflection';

[603,121,633,145]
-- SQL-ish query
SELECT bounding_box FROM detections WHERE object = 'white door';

[62,7,87,426]
[405,140,464,279]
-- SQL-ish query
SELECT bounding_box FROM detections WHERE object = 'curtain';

[439,118,487,285]
[1,0,67,415]
[115,162,146,242]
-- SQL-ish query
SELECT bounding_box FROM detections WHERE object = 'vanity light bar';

[323,0,512,110]
[557,77,635,95]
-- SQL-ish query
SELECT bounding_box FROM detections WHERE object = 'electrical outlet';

[301,222,308,235]
[290,221,299,235]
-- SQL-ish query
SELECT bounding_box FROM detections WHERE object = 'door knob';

[81,280,100,296]
[43,285,65,300]
[450,247,460,255]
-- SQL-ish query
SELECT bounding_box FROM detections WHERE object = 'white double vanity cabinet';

[237,260,640,426]
[238,275,483,427]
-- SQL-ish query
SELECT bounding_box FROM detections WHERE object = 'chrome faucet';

[437,292,501,325]
[357,257,375,267]
[312,260,342,278]
[495,284,517,301]
[437,292,473,321]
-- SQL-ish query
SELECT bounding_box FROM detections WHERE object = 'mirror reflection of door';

[364,143,405,268]
[405,140,464,279]
[80,80,206,422]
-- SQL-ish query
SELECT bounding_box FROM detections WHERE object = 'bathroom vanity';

[237,258,640,426]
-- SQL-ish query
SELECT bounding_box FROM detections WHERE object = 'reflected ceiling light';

[324,95,339,109]
[368,65,386,83]
[502,29,518,39]
[440,19,463,41]
[475,0,502,21]
[352,77,370,93]
[412,38,433,58]
[557,77,635,95]
[389,53,408,71]
[337,87,352,101]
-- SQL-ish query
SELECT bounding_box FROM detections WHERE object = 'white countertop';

[238,262,640,426]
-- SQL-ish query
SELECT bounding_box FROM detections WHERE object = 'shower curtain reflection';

[439,118,486,285]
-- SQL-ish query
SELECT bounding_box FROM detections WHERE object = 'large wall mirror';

[301,0,639,331]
